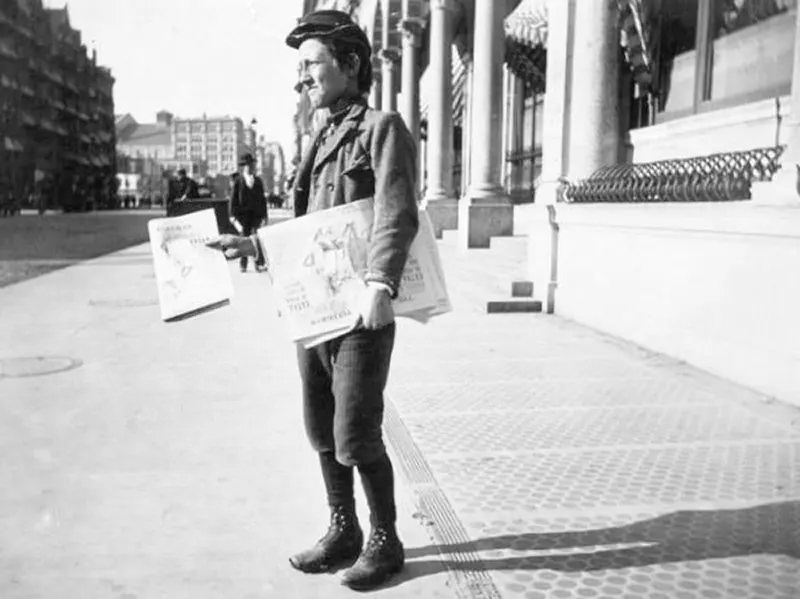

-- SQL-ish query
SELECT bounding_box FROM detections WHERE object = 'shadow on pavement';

[390,500,800,585]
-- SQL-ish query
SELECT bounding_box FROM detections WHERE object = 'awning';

[504,0,548,49]
[420,49,471,126]
[504,0,547,90]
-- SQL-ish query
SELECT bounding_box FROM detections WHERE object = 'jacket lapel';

[312,102,367,174]
[293,127,326,216]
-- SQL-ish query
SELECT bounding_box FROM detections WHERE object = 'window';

[628,0,795,127]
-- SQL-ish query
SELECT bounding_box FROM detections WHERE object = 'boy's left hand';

[358,283,394,330]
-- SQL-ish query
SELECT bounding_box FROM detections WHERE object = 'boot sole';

[341,559,404,591]
[288,551,361,574]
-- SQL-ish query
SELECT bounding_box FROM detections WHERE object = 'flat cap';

[285,9,370,50]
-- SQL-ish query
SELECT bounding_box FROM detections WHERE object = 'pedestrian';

[230,154,267,272]
[208,9,418,591]
[176,168,199,201]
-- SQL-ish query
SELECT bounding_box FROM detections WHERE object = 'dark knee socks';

[357,452,397,528]
[319,450,397,528]
[319,451,355,511]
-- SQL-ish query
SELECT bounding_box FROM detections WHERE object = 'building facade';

[171,115,253,177]
[295,0,800,406]
[0,0,116,210]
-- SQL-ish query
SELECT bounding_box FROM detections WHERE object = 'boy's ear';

[347,52,361,78]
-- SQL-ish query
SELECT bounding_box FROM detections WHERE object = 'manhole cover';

[89,298,158,308]
[0,356,82,378]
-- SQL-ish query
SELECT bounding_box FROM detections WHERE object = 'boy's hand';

[358,283,394,330]
[206,234,257,260]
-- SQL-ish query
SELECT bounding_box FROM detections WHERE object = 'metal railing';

[563,146,785,203]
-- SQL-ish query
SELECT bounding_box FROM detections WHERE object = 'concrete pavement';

[1,214,799,598]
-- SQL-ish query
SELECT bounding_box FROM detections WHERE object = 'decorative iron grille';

[563,146,785,203]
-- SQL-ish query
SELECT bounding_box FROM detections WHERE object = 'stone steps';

[436,229,542,314]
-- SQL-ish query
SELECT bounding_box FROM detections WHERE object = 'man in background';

[230,153,267,272]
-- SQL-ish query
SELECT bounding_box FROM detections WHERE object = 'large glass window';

[629,0,795,127]
[505,77,542,203]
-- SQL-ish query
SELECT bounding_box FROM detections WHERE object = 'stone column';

[751,8,800,204]
[459,0,513,247]
[567,0,620,179]
[380,49,400,112]
[400,18,423,147]
[423,0,458,236]
[538,0,574,204]
[369,65,383,110]
[460,57,473,199]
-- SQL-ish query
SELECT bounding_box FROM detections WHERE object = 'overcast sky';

[45,0,302,153]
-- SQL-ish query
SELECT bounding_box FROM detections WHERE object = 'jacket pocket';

[341,155,375,201]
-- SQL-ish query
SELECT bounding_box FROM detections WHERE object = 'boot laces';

[364,527,391,557]
[319,508,354,543]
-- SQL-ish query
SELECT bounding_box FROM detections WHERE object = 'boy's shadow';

[386,500,800,588]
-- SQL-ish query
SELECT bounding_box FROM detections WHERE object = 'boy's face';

[297,38,351,109]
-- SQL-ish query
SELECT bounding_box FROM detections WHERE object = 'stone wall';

[525,202,800,408]
[630,95,790,162]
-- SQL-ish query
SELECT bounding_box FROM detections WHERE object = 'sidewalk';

[1,229,798,598]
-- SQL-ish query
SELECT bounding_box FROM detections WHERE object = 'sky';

[44,0,303,154]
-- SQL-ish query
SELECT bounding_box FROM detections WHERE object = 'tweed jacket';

[293,99,419,296]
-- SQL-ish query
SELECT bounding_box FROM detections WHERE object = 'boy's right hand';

[206,234,257,259]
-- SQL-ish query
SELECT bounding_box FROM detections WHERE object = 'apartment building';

[0,0,115,210]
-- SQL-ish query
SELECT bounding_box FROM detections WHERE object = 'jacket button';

[326,183,334,192]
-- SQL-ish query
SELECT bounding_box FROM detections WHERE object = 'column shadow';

[387,500,800,587]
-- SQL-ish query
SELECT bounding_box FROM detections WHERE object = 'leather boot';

[289,506,363,573]
[340,525,404,590]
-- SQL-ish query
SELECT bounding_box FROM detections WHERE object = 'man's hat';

[285,10,370,51]
[238,153,256,166]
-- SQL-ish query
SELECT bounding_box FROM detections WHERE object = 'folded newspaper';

[257,199,450,347]
[148,208,234,321]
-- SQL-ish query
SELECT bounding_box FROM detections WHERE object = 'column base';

[422,197,459,238]
[458,195,514,249]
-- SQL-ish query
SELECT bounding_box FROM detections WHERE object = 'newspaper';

[148,208,234,321]
[257,199,450,347]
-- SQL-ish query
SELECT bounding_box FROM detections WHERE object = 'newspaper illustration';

[257,199,450,347]
[148,208,234,322]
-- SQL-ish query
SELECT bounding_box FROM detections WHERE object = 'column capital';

[379,48,401,64]
[400,18,424,46]
[431,0,458,13]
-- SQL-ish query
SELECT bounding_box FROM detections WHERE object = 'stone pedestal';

[458,197,513,248]
[423,197,459,238]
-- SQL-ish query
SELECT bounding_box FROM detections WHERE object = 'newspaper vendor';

[208,9,418,592]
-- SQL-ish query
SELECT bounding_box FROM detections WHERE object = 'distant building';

[171,115,254,176]
[116,110,173,160]
[114,111,174,206]
[0,0,116,210]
